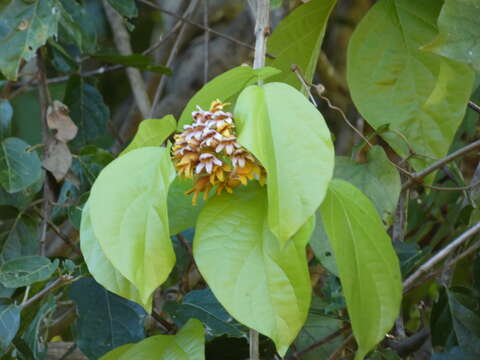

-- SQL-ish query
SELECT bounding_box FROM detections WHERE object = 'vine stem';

[250,0,270,359]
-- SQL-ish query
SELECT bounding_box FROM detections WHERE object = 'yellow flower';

[215,176,241,195]
[185,176,212,205]
[210,163,231,185]
[175,151,199,178]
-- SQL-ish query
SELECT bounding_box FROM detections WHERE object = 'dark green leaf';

[167,288,246,339]
[266,0,337,91]
[70,277,146,359]
[92,54,171,74]
[0,0,61,80]
[22,296,56,359]
[1,214,39,263]
[0,256,58,288]
[63,76,110,147]
[0,100,13,140]
[0,178,42,210]
[432,347,479,360]
[309,214,338,276]
[107,0,138,18]
[0,137,42,193]
[0,299,20,351]
[334,146,401,221]
[424,0,480,72]
[58,0,97,53]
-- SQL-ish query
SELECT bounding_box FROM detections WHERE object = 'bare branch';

[103,1,151,118]
[21,275,77,309]
[403,222,480,291]
[468,100,480,114]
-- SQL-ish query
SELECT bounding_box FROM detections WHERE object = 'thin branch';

[103,1,151,118]
[249,329,260,360]
[403,222,480,291]
[402,139,480,190]
[286,326,350,359]
[203,0,209,84]
[327,334,354,360]
[138,0,276,59]
[21,275,76,309]
[149,0,200,118]
[468,100,480,114]
[36,49,53,257]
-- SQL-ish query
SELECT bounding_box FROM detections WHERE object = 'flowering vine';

[172,100,266,204]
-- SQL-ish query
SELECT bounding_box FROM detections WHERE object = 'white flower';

[196,153,223,174]
[215,136,239,155]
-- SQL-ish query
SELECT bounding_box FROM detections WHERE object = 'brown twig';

[468,100,480,114]
[138,0,275,59]
[103,0,151,118]
[149,0,201,118]
[21,275,77,309]
[402,139,480,190]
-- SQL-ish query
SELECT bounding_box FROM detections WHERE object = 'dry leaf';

[47,100,78,143]
[42,139,73,182]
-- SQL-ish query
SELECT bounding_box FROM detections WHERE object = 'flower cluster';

[172,100,265,204]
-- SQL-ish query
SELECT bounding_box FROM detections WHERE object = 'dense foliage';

[0,0,479,359]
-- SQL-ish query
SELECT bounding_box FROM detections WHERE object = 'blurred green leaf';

[320,180,402,360]
[70,277,146,359]
[0,256,58,288]
[0,0,61,80]
[235,83,334,244]
[166,288,246,339]
[58,0,97,53]
[101,319,204,360]
[347,0,474,172]
[194,184,314,356]
[88,147,175,304]
[424,0,480,72]
[334,146,401,221]
[1,214,39,263]
[266,0,337,91]
[0,137,42,194]
[178,66,280,129]
[22,296,56,359]
[121,115,176,156]
[0,100,13,140]
[63,76,110,147]
[107,0,137,18]
[0,300,20,351]
[270,0,283,9]
[93,54,172,74]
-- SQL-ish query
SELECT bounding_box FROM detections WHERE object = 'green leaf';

[100,318,204,360]
[271,0,283,9]
[334,146,401,221]
[63,75,110,147]
[121,115,176,156]
[0,100,13,140]
[167,177,206,235]
[0,137,42,193]
[1,214,39,263]
[424,0,480,72]
[266,0,337,91]
[0,300,20,351]
[347,0,474,171]
[0,256,58,288]
[293,297,344,359]
[80,202,151,312]
[309,214,338,276]
[193,184,314,356]
[320,179,402,360]
[0,178,42,210]
[166,288,246,339]
[107,0,138,18]
[0,0,61,80]
[70,277,146,359]
[89,147,176,304]
[58,0,97,53]
[234,82,334,244]
[92,54,172,74]
[178,66,280,129]
[22,296,56,359]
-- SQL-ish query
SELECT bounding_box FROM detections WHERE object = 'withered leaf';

[42,139,73,182]
[47,100,78,143]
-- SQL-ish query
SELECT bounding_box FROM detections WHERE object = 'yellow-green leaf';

[193,185,313,356]
[121,115,176,156]
[320,179,402,360]
[347,0,474,171]
[234,82,334,245]
[80,202,151,312]
[89,147,176,304]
